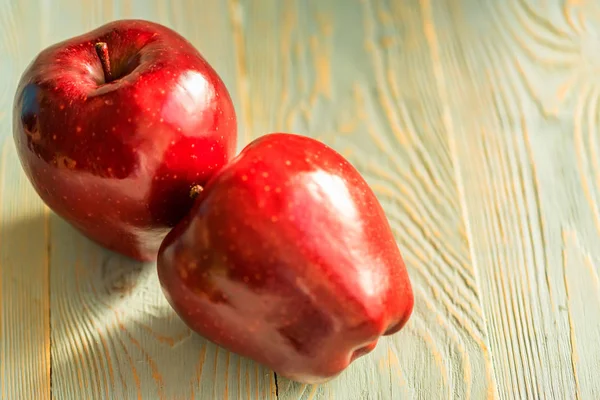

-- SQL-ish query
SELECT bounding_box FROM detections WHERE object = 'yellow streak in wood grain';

[416,322,449,391]
[308,35,332,104]
[336,114,361,134]
[584,253,600,301]
[235,357,241,400]
[510,0,577,53]
[122,0,132,17]
[189,342,207,398]
[118,317,165,399]
[103,0,114,20]
[293,39,305,92]
[450,324,472,400]
[510,60,552,118]
[277,4,295,132]
[228,0,252,145]
[376,6,393,25]
[379,36,395,48]
[370,183,394,197]
[212,346,220,395]
[387,348,407,389]
[114,332,128,395]
[285,108,300,136]
[224,351,230,399]
[555,72,580,104]
[255,362,259,400]
[352,82,367,120]
[562,229,582,400]
[503,10,576,70]
[132,319,191,347]
[268,368,277,399]
[577,1,600,28]
[306,383,319,400]
[309,11,334,107]
[565,228,600,301]
[86,299,116,392]
[363,45,409,148]
[514,0,573,40]
[245,368,250,400]
[563,0,586,33]
[116,336,142,400]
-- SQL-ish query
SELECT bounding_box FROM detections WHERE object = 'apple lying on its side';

[157,133,414,383]
[13,19,237,261]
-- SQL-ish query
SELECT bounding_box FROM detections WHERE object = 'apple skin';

[157,133,414,383]
[12,19,237,261]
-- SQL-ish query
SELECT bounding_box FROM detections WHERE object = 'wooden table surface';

[2,0,600,399]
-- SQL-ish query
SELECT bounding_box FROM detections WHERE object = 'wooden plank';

[229,0,497,398]
[422,0,600,397]
[43,0,273,399]
[0,0,51,398]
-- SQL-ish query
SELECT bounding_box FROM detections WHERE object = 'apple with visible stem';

[12,19,237,261]
[157,133,414,383]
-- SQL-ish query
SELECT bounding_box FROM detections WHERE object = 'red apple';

[13,19,237,261]
[157,133,414,383]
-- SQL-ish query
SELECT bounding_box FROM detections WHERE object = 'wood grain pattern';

[1,0,600,398]
[0,0,51,398]
[423,0,600,398]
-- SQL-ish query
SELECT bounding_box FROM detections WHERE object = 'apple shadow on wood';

[2,213,388,398]
[46,212,278,398]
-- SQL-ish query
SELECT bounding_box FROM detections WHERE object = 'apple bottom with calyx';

[157,133,414,383]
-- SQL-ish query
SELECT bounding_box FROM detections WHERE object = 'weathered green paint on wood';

[1,0,598,399]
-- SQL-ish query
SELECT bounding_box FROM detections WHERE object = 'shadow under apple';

[47,213,277,399]
[2,213,373,399]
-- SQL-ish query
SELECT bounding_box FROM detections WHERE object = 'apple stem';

[95,42,114,83]
[189,185,204,199]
